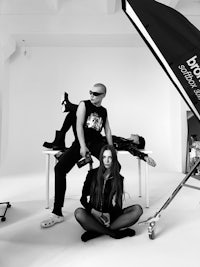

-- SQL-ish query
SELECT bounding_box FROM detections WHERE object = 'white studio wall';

[0,45,185,176]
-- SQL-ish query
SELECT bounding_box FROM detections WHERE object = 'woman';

[74,145,143,242]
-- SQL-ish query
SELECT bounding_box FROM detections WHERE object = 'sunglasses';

[89,90,104,97]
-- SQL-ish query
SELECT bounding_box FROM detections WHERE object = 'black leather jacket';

[80,168,123,216]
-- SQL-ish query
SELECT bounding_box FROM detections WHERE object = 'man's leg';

[53,141,81,214]
[43,112,76,150]
[61,92,78,113]
[43,93,78,150]
[60,111,78,140]
[43,130,66,150]
[41,141,81,228]
[88,140,106,160]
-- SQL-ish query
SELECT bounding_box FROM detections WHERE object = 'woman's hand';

[91,208,102,222]
[101,213,110,227]
[91,209,110,227]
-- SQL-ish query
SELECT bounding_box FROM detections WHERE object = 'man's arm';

[104,117,113,146]
[76,101,89,157]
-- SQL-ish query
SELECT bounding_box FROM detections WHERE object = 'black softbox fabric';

[122,0,200,120]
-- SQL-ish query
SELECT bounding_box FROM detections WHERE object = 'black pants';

[54,139,106,208]
[60,111,77,139]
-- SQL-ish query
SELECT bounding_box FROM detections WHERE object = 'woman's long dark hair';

[90,145,123,210]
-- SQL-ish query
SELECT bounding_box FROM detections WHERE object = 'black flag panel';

[122,0,200,121]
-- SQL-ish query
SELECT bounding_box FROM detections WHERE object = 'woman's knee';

[74,207,85,221]
[134,204,143,217]
[127,204,143,217]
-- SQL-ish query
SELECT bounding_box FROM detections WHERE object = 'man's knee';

[54,155,75,175]
[54,162,65,175]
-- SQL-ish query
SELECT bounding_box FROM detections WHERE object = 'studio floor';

[0,165,200,267]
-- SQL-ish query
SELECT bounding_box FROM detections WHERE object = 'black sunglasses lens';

[93,92,100,96]
[89,91,102,96]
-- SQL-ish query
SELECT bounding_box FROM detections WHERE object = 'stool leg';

[138,158,142,197]
[45,154,50,209]
[145,162,149,208]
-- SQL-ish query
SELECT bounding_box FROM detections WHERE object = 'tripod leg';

[0,202,11,222]
[139,158,200,239]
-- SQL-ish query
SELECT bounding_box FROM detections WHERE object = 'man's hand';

[80,145,89,158]
[145,156,156,167]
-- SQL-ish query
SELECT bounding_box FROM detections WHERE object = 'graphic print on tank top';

[86,112,103,132]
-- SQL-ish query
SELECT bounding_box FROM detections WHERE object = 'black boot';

[43,130,66,151]
[61,92,78,113]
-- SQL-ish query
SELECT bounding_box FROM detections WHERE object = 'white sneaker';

[40,213,64,228]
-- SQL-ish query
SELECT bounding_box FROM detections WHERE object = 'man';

[43,93,156,166]
[41,83,113,228]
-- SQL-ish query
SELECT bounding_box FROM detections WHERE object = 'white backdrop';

[0,45,188,176]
